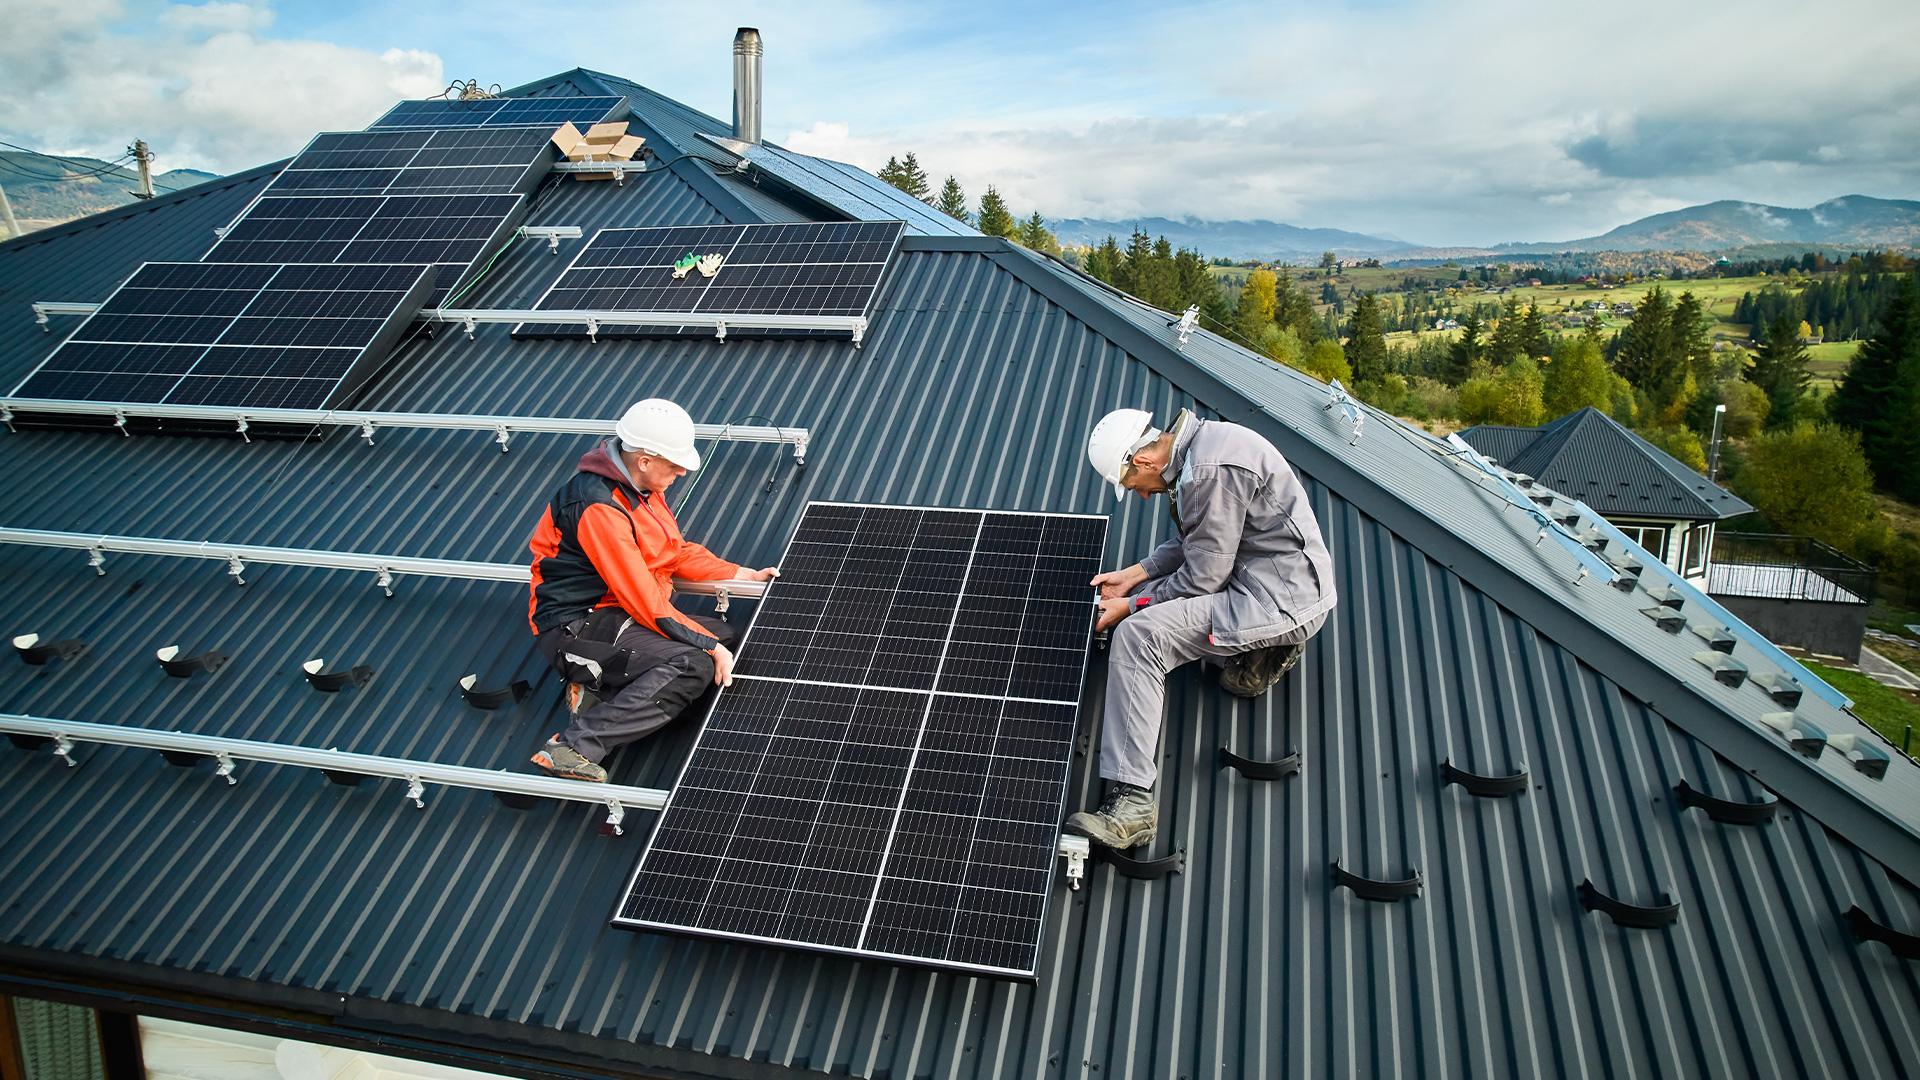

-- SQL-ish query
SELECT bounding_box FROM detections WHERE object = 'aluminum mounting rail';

[424,306,869,346]
[0,712,664,833]
[0,712,1096,884]
[0,527,766,610]
[1441,433,1618,587]
[0,398,809,462]
[30,301,99,328]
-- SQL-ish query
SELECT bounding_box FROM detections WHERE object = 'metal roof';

[1459,407,1756,521]
[3,74,1919,1080]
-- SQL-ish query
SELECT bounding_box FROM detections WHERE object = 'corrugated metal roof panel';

[2,75,1919,1080]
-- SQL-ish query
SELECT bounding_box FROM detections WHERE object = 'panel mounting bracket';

[1057,834,1089,890]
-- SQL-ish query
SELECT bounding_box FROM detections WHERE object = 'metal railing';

[1710,532,1876,605]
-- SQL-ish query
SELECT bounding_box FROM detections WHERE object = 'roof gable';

[1462,406,1755,520]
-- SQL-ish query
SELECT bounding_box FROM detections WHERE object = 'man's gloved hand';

[734,566,781,583]
[711,643,736,686]
[1090,563,1148,600]
[1093,596,1132,632]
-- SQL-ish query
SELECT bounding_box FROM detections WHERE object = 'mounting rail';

[0,398,808,462]
[0,714,1094,875]
[431,306,869,345]
[0,528,763,610]
[30,301,100,329]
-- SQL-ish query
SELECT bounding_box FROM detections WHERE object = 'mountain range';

[0,153,216,236]
[1051,196,1920,262]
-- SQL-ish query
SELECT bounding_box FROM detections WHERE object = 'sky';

[3,0,1917,247]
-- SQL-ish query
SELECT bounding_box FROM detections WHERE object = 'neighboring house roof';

[1460,407,1755,521]
[3,73,1918,1080]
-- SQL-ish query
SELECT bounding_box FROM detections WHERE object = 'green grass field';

[1803,660,1920,753]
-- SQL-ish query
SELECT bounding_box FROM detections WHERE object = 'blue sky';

[3,0,1916,246]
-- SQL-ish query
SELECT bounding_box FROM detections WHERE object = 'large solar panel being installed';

[8,262,432,410]
[368,96,626,129]
[614,502,1106,980]
[513,221,905,338]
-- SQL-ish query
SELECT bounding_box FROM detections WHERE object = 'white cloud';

[0,4,442,174]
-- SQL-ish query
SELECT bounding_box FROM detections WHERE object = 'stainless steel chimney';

[732,28,763,145]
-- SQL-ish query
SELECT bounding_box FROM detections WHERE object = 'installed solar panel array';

[8,263,432,409]
[514,221,905,338]
[368,95,627,129]
[614,502,1105,979]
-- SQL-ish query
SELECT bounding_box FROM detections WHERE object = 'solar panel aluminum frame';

[509,221,907,342]
[4,262,434,422]
[610,501,1106,981]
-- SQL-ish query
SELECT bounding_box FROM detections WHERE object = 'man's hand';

[1094,596,1132,632]
[1091,563,1149,600]
[733,566,780,583]
[711,643,736,687]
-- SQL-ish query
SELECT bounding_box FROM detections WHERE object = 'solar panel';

[613,502,1106,979]
[368,95,626,129]
[512,221,906,338]
[258,127,556,198]
[8,262,432,410]
[206,194,525,302]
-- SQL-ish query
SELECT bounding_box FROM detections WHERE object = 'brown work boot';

[1064,783,1157,849]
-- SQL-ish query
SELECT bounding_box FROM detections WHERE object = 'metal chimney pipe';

[732,28,763,144]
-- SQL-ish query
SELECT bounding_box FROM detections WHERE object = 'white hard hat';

[1086,408,1159,502]
[615,398,702,470]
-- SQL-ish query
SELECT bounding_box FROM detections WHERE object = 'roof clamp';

[712,585,731,618]
[1,405,14,432]
[714,321,728,343]
[234,416,250,443]
[493,425,512,453]
[1059,836,1089,890]
[586,317,599,343]
[404,775,426,809]
[52,735,78,768]
[213,752,237,785]
[850,319,865,348]
[1176,305,1200,345]
[603,799,626,836]
[359,419,378,445]
[33,309,50,332]
[372,568,395,598]
[791,432,809,466]
[1322,380,1364,445]
[461,315,477,340]
[112,409,130,437]
[86,545,106,576]
[226,554,247,586]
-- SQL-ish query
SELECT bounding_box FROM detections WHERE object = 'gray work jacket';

[1137,414,1338,647]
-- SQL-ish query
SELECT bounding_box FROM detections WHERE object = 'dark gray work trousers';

[535,609,737,764]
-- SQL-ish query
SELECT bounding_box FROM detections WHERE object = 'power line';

[0,140,140,181]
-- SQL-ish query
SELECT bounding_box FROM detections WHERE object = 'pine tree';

[1488,295,1525,366]
[1613,286,1679,403]
[1274,266,1317,343]
[1832,276,1920,497]
[876,156,906,191]
[1116,229,1154,297]
[1748,310,1812,429]
[975,186,1017,239]
[898,152,931,202]
[1016,211,1059,256]
[1345,293,1390,384]
[1084,235,1123,284]
[1448,310,1484,383]
[1671,291,1714,383]
[934,176,969,222]
[1518,302,1550,360]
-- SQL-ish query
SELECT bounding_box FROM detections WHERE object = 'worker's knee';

[1110,615,1164,668]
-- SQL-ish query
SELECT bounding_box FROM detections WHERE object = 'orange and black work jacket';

[527,438,738,649]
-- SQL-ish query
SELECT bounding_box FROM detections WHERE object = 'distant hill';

[1496,195,1920,254]
[1049,216,1418,262]
[1,153,217,236]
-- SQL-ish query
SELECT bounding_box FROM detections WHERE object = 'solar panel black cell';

[615,503,1105,980]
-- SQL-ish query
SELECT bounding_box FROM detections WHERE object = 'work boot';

[1220,642,1305,698]
[564,681,601,716]
[530,736,607,783]
[1064,782,1157,849]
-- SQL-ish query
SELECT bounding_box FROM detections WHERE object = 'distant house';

[1459,407,1752,584]
[1433,316,1460,331]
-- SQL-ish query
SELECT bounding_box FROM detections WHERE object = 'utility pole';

[1706,402,1726,482]
[129,139,154,200]
[0,185,18,239]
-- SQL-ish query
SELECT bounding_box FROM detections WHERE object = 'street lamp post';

[1707,403,1726,482]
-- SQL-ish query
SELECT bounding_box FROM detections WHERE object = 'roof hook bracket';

[359,419,378,445]
[792,431,809,466]
[226,554,247,586]
[403,774,426,809]
[86,546,107,576]
[462,315,477,340]
[1,405,14,432]
[53,735,78,768]
[1098,843,1184,881]
[602,799,626,835]
[113,409,130,436]
[1058,836,1088,890]
[235,416,251,443]
[34,309,49,332]
[213,751,237,785]
[586,317,599,343]
[714,321,728,343]
[1218,745,1301,781]
[493,425,512,453]
[372,568,395,598]
[850,318,865,348]
[1577,878,1680,929]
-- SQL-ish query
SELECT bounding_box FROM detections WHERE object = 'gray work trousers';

[536,612,736,764]
[1100,593,1329,788]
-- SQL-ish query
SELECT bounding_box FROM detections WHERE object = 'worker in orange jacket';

[527,399,777,782]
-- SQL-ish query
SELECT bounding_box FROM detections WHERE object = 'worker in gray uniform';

[1067,407,1337,849]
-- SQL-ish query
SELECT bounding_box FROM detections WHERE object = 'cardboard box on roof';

[550,121,645,180]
